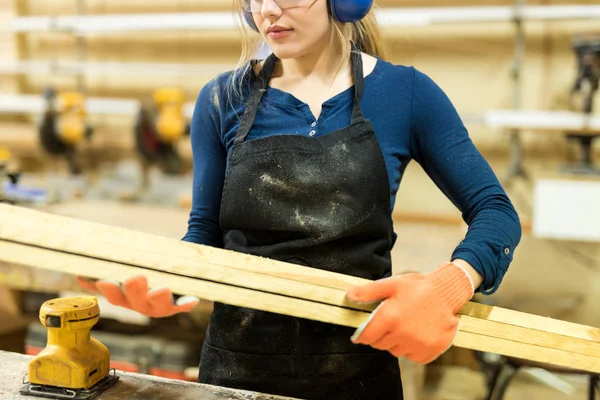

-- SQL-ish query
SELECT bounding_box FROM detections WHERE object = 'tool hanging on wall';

[566,33,600,175]
[0,147,48,205]
[134,88,190,183]
[0,147,21,185]
[20,296,119,399]
[0,147,21,202]
[38,87,94,176]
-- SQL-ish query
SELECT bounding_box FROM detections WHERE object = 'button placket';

[308,119,318,136]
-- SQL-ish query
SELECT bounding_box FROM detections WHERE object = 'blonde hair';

[227,1,386,103]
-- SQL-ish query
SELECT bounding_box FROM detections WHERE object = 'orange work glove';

[346,261,474,364]
[77,275,199,318]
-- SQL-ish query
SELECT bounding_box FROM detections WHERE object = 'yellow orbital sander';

[20,296,119,399]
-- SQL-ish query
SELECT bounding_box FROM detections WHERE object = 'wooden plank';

[0,204,364,291]
[0,350,297,400]
[2,238,600,374]
[1,204,599,341]
[1,204,600,372]
[0,240,371,329]
[0,206,373,313]
[459,315,600,359]
[453,331,600,374]
[459,302,600,344]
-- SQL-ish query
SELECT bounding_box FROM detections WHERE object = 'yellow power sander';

[20,296,119,399]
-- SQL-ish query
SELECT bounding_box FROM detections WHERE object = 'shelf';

[0,94,142,117]
[379,5,600,26]
[6,5,600,35]
[485,110,600,133]
[2,92,599,134]
[8,12,238,34]
[0,93,197,119]
[0,60,235,78]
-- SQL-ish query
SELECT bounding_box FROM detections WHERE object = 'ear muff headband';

[243,9,259,31]
[243,0,373,32]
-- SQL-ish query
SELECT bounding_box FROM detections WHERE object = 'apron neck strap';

[349,45,366,125]
[234,55,277,145]
[235,42,366,145]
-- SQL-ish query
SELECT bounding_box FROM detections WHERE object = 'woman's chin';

[267,43,304,60]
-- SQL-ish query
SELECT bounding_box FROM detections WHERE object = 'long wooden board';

[1,204,600,373]
[0,240,370,329]
[2,239,600,373]
[2,203,599,342]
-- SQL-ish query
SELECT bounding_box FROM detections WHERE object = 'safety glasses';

[242,0,312,13]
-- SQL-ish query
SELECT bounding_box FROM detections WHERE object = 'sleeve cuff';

[451,243,513,295]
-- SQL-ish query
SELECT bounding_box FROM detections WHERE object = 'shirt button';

[311,121,317,127]
[309,130,316,136]
[504,247,511,255]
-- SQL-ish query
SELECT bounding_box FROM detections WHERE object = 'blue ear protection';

[243,10,259,31]
[243,0,373,32]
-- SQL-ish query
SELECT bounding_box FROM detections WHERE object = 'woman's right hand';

[77,275,200,318]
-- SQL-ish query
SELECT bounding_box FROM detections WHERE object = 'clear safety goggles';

[242,0,312,13]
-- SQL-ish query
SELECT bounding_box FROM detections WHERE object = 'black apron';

[198,46,403,400]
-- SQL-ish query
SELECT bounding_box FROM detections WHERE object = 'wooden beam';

[453,331,600,374]
[0,204,363,291]
[0,240,371,329]
[1,237,599,373]
[0,206,585,323]
[0,205,375,312]
[1,204,600,373]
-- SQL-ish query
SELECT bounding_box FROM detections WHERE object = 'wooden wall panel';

[0,0,17,93]
[1,0,599,157]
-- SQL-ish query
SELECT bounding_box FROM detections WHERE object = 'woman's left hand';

[346,262,475,364]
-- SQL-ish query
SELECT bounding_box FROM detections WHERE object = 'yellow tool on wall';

[39,87,94,175]
[134,87,190,177]
[0,147,20,184]
[0,147,22,203]
[20,296,119,399]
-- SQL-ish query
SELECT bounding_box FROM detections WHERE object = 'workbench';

[0,351,297,400]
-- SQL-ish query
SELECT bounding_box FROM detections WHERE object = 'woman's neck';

[275,39,350,86]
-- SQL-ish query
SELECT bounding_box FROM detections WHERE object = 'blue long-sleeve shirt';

[182,57,522,295]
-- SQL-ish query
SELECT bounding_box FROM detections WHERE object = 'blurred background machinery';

[39,87,93,176]
[133,87,190,197]
[565,33,600,175]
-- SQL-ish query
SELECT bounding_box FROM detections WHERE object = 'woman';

[80,0,522,398]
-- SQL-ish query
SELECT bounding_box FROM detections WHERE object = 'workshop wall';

[1,0,598,160]
[0,0,17,93]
